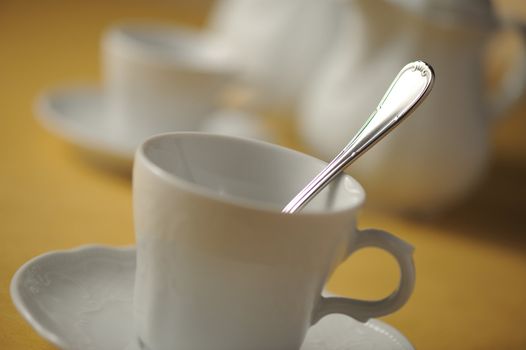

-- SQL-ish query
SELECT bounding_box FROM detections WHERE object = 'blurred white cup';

[102,23,238,141]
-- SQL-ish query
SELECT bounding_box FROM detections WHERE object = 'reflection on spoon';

[283,61,435,214]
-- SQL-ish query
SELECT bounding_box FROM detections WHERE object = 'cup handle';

[311,228,415,324]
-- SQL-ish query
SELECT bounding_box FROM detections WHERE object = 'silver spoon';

[282,61,435,214]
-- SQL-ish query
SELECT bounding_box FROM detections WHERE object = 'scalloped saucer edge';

[10,245,414,350]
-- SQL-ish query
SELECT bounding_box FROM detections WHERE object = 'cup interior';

[139,133,365,213]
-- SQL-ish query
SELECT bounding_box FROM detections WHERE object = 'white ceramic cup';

[102,23,237,141]
[133,132,415,350]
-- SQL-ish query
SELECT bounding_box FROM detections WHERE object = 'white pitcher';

[299,0,526,213]
[208,0,343,112]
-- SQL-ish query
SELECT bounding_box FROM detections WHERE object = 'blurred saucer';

[11,245,414,350]
[36,85,138,161]
[36,86,277,165]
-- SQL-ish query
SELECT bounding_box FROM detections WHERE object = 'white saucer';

[36,86,276,163]
[36,85,143,161]
[11,245,414,350]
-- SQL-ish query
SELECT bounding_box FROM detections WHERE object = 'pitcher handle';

[489,21,526,119]
[311,228,415,324]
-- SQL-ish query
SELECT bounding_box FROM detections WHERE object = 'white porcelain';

[36,88,274,164]
[36,86,136,160]
[134,132,415,350]
[35,23,238,161]
[10,245,414,350]
[103,23,237,140]
[207,0,342,111]
[200,109,276,143]
[298,0,526,213]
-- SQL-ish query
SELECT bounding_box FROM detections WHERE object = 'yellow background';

[1,1,526,349]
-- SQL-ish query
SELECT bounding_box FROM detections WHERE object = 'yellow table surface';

[2,1,526,349]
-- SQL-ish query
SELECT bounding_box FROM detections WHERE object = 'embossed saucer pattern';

[11,245,414,350]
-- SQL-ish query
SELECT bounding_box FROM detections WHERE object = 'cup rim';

[136,132,366,216]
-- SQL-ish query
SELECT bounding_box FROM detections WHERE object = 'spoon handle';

[282,61,435,214]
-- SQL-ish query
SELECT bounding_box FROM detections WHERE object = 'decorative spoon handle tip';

[282,60,435,214]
